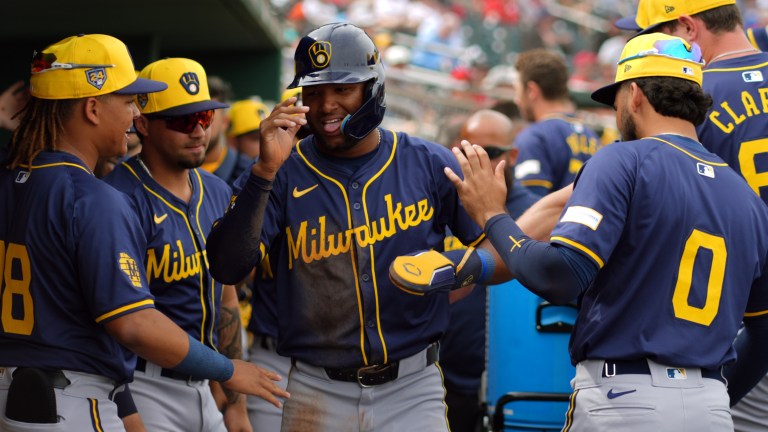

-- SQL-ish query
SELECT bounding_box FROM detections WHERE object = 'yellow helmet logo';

[309,41,332,69]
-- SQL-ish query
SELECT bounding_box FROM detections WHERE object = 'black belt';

[135,358,203,383]
[318,343,439,387]
[602,359,725,384]
[13,368,70,389]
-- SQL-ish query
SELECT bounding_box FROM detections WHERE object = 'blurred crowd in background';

[259,0,767,146]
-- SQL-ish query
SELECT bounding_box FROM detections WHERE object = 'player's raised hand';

[253,97,309,179]
[223,359,290,408]
[445,140,508,227]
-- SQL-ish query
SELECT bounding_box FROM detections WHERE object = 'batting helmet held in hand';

[288,22,386,140]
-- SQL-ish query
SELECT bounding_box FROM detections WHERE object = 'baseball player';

[439,109,539,432]
[391,33,768,431]
[612,2,768,428]
[206,22,500,431]
[105,57,255,431]
[512,49,601,197]
[0,34,287,432]
[227,99,269,160]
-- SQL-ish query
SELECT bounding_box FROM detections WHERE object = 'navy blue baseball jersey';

[550,134,768,368]
[229,129,484,368]
[748,26,768,51]
[514,114,601,195]
[106,157,232,348]
[697,52,768,204]
[0,151,155,382]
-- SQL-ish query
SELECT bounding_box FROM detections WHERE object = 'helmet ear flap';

[341,79,386,140]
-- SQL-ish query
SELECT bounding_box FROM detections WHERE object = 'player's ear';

[507,147,519,166]
[677,15,698,41]
[134,115,150,136]
[82,97,101,125]
[628,82,644,111]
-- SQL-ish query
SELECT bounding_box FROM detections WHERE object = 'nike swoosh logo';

[606,388,637,399]
[292,184,319,198]
[154,213,168,224]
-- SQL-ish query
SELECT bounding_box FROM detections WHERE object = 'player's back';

[557,134,768,369]
[698,51,768,203]
[0,151,152,382]
[515,115,601,194]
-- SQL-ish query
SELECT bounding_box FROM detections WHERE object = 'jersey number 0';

[0,241,34,335]
[672,230,726,327]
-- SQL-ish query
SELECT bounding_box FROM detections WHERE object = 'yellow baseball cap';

[30,34,167,99]
[135,58,228,116]
[591,33,704,106]
[227,99,269,137]
[622,0,736,37]
[280,87,303,105]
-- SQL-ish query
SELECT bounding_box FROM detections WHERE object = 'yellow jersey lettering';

[759,88,768,113]
[743,91,760,117]
[145,240,201,283]
[285,194,435,268]
[709,110,734,134]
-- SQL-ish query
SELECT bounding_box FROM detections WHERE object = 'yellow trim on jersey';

[89,398,104,432]
[435,362,451,426]
[550,236,605,268]
[466,233,487,248]
[200,145,228,173]
[747,28,759,50]
[649,137,729,166]
[296,140,369,365]
[192,169,217,347]
[95,299,155,323]
[124,163,211,345]
[704,60,768,73]
[361,129,398,364]
[744,309,768,317]
[520,179,553,189]
[26,162,93,175]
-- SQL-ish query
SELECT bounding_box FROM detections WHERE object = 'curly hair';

[630,76,713,126]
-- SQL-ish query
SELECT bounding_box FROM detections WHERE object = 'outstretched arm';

[391,141,594,303]
[207,98,308,284]
[105,308,290,408]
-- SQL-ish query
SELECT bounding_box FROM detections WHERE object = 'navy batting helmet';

[288,23,386,140]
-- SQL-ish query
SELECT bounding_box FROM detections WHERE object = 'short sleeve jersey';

[234,129,485,368]
[106,158,232,348]
[550,135,768,368]
[0,151,155,382]
[514,115,601,193]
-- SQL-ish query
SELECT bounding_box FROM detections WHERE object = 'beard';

[619,105,638,142]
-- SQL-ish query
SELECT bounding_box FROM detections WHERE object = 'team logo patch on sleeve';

[697,163,715,178]
[515,160,541,179]
[560,206,603,230]
[85,68,107,90]
[119,252,143,288]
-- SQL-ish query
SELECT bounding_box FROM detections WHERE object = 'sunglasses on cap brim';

[31,51,115,74]
[618,39,703,65]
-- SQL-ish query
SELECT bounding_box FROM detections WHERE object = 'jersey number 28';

[0,241,34,335]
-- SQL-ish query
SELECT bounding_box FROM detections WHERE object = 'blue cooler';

[485,279,577,431]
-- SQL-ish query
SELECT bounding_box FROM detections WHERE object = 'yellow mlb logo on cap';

[136,58,228,116]
[591,33,704,106]
[30,34,167,99]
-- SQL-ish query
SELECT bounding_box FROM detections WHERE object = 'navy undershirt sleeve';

[484,214,598,304]
[725,312,768,405]
[207,173,272,284]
